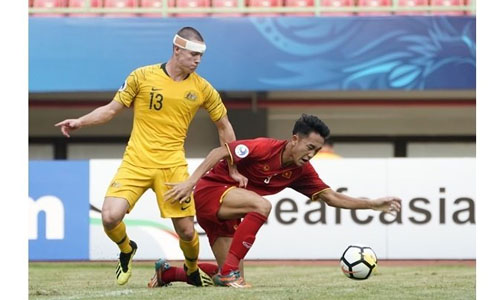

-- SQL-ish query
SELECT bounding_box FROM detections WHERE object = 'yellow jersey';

[113,63,227,168]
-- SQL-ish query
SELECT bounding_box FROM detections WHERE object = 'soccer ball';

[340,245,378,280]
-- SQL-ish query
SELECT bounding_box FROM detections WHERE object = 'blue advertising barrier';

[29,161,90,260]
[29,16,475,92]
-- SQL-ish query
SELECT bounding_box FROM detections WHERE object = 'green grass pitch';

[29,261,475,300]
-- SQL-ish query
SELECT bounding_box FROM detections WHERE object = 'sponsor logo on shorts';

[181,205,191,211]
[111,181,121,188]
[235,145,249,158]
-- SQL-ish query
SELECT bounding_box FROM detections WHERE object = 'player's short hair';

[324,136,335,146]
[176,27,204,43]
[292,114,330,139]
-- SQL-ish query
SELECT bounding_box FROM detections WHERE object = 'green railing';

[29,0,476,17]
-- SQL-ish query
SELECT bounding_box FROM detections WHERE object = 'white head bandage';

[173,34,206,53]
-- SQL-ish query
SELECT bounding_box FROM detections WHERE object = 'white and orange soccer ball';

[340,245,378,280]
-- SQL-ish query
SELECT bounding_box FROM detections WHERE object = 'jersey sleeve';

[112,69,141,108]
[200,79,227,122]
[226,139,265,166]
[290,163,330,200]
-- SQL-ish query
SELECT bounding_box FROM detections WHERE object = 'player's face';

[175,46,204,73]
[291,132,325,166]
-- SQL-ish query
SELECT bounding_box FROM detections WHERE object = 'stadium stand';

[247,0,282,16]
[141,0,175,17]
[103,0,138,17]
[68,0,103,17]
[32,0,68,17]
[320,0,355,16]
[357,0,392,16]
[430,0,465,15]
[28,0,475,17]
[175,0,210,17]
[395,0,429,15]
[284,0,314,16]
[212,0,243,17]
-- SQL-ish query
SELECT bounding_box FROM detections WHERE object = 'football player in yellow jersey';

[55,27,247,287]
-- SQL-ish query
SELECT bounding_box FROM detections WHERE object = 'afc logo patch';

[235,144,249,158]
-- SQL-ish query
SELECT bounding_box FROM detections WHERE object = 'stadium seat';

[430,0,465,15]
[103,0,139,17]
[284,0,314,16]
[320,0,355,16]
[68,0,103,17]
[395,0,429,15]
[212,0,243,17]
[247,0,282,16]
[32,0,68,17]
[357,0,392,16]
[175,0,210,17]
[140,0,175,17]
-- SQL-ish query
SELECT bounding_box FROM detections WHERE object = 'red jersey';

[201,138,330,199]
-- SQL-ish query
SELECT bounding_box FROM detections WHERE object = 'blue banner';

[29,161,90,260]
[29,17,475,92]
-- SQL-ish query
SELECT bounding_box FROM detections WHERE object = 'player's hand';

[55,119,82,138]
[164,181,195,204]
[228,165,248,188]
[371,197,402,215]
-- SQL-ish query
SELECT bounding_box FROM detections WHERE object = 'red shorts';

[194,179,241,246]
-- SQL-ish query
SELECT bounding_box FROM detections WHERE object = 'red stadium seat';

[140,0,175,17]
[103,0,139,17]
[247,0,282,16]
[175,0,210,17]
[32,0,68,17]
[284,0,314,16]
[68,0,103,17]
[320,0,355,16]
[430,0,465,15]
[357,0,392,16]
[395,0,429,15]
[212,0,243,17]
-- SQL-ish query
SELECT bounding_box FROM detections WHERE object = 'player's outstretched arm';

[318,189,401,214]
[164,146,230,203]
[54,100,125,137]
[214,116,248,188]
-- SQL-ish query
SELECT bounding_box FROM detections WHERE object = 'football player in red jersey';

[148,114,402,288]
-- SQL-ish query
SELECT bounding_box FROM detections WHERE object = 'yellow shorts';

[105,161,195,218]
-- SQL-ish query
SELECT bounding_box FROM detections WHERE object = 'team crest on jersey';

[263,164,270,171]
[118,80,127,92]
[184,90,198,101]
[235,144,249,158]
[282,171,293,179]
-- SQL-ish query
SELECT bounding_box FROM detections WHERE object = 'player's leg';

[105,163,151,285]
[155,166,213,287]
[213,188,271,287]
[211,236,245,276]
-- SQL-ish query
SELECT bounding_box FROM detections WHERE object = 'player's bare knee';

[254,198,272,216]
[101,209,121,230]
[176,226,195,241]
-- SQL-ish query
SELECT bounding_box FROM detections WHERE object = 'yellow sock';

[179,231,199,274]
[104,222,132,253]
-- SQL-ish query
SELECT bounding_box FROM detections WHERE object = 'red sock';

[161,263,219,283]
[199,263,219,277]
[161,266,187,283]
[221,212,267,275]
